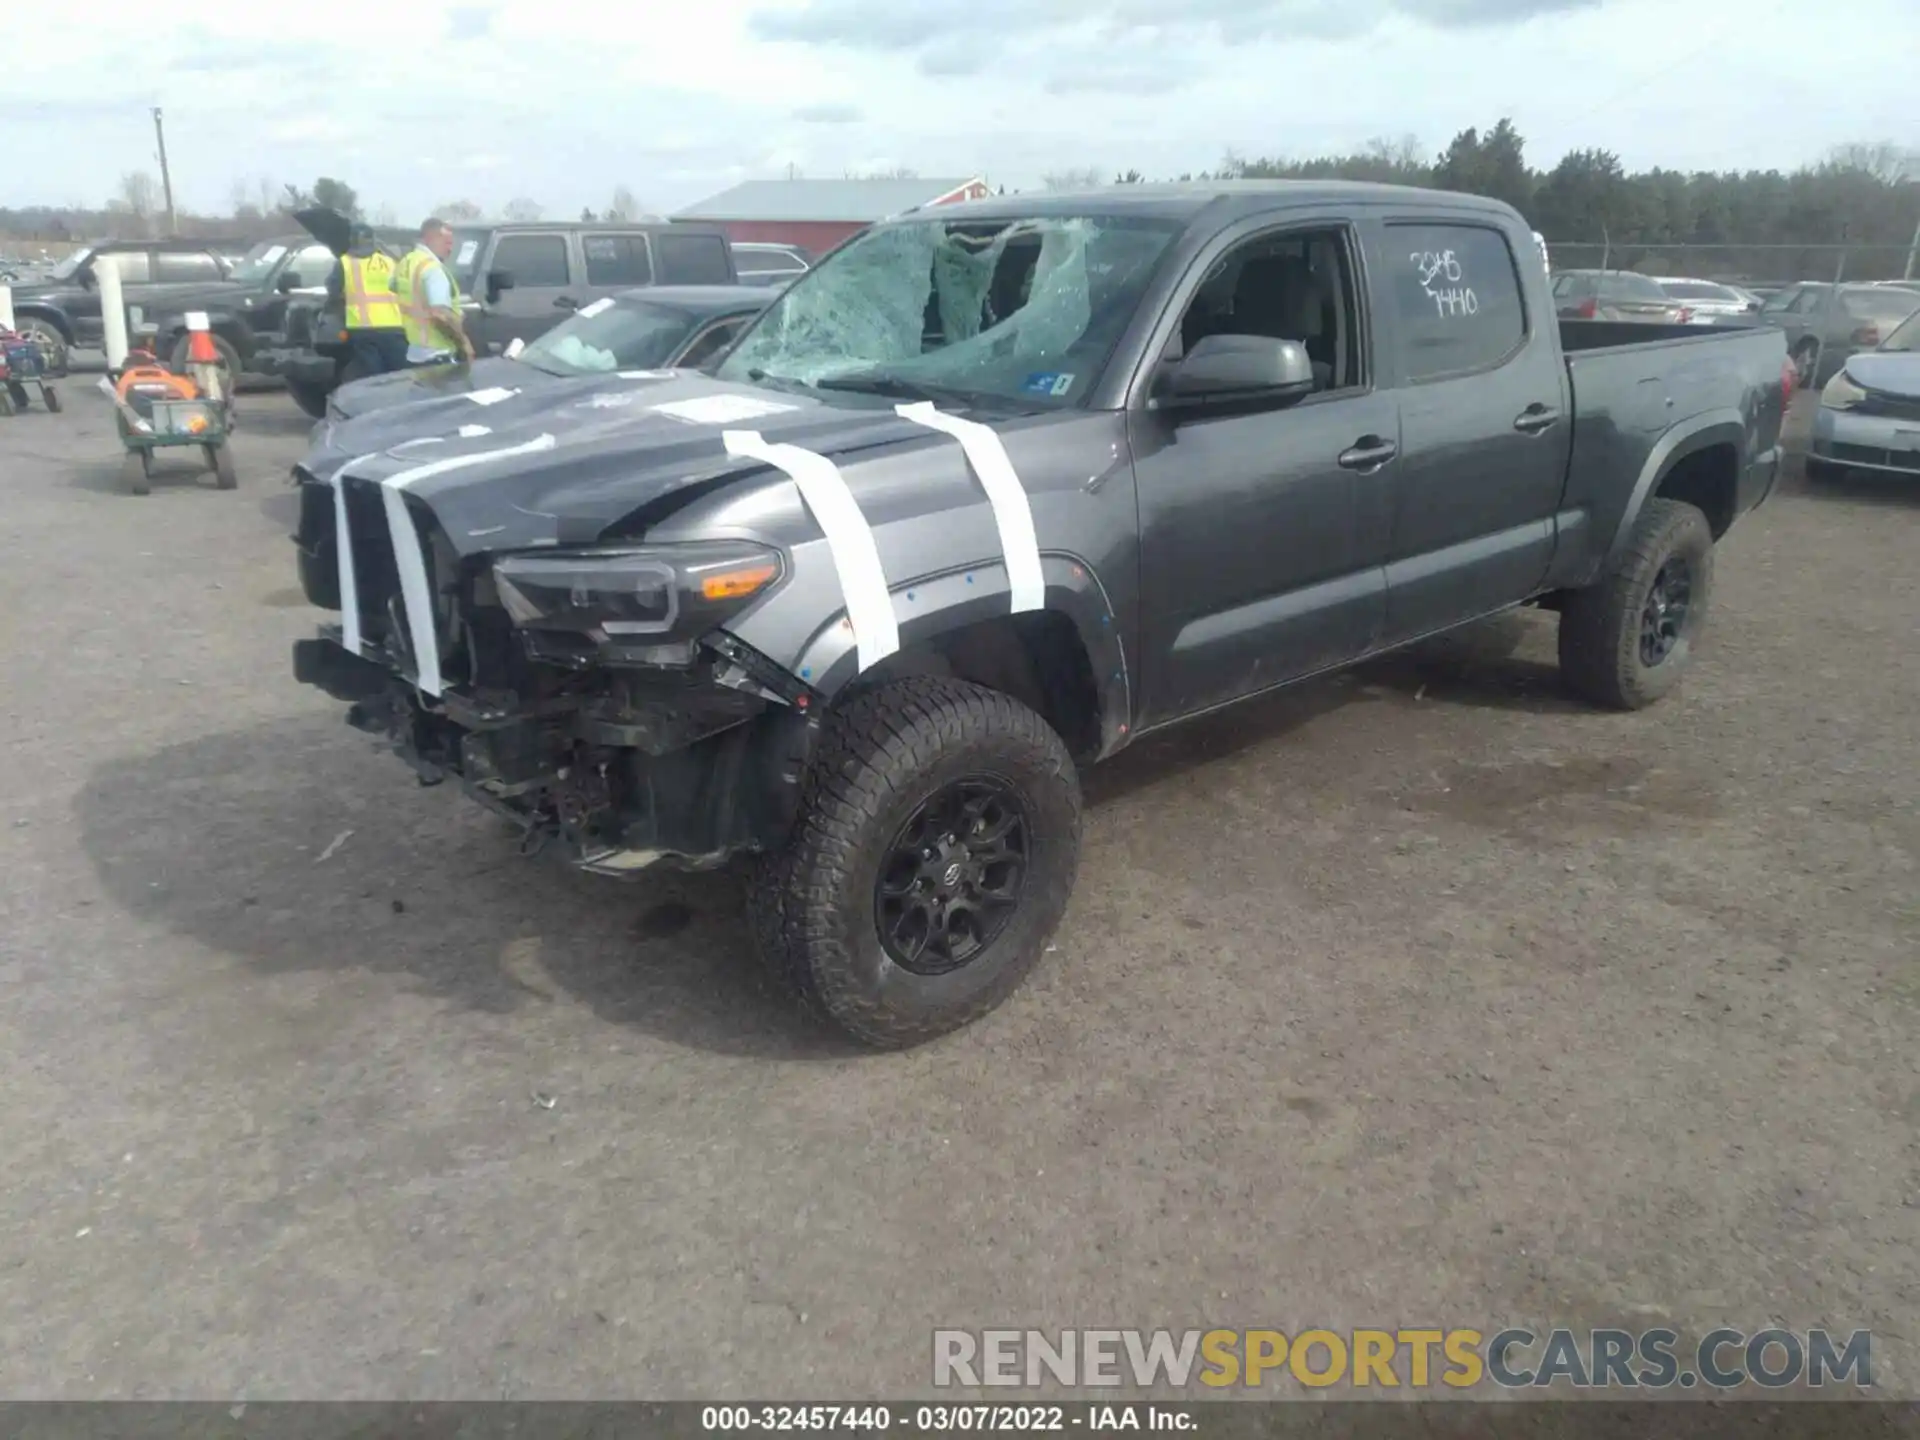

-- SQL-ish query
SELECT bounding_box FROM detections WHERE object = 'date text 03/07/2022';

[700,1404,1196,1432]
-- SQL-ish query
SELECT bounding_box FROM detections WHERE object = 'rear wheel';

[16,319,67,376]
[41,385,61,413]
[207,442,238,489]
[1558,497,1714,710]
[748,677,1082,1049]
[124,448,151,496]
[170,332,241,393]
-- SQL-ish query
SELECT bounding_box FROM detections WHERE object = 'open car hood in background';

[293,206,354,257]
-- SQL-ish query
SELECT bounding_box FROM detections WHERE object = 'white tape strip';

[894,402,1044,613]
[330,454,380,656]
[723,429,898,670]
[374,433,560,697]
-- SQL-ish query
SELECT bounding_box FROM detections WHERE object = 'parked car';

[323,285,774,423]
[1757,281,1920,387]
[731,241,812,287]
[257,216,740,417]
[289,180,1789,1047]
[1655,277,1761,323]
[5,237,245,373]
[1807,305,1920,482]
[1552,268,1689,323]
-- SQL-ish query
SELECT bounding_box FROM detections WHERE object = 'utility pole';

[152,107,177,235]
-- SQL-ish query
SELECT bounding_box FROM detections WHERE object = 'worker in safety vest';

[333,224,408,376]
[395,216,473,366]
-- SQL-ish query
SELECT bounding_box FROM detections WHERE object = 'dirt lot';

[0,383,1914,1400]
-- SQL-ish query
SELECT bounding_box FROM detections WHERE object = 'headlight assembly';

[1820,370,1866,411]
[492,541,784,645]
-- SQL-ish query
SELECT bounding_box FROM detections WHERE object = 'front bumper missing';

[292,633,817,875]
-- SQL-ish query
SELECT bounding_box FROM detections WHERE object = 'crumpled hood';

[1844,350,1920,400]
[302,371,1001,556]
[330,357,538,420]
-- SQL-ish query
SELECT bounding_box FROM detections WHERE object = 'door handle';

[553,296,579,311]
[1337,436,1398,471]
[1514,404,1560,434]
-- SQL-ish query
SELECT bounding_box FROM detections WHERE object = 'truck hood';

[1844,351,1920,400]
[302,371,1047,558]
[330,356,538,420]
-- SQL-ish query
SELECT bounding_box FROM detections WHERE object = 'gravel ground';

[0,384,1914,1401]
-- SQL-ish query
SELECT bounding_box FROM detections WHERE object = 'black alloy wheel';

[876,776,1029,975]
[1638,556,1693,667]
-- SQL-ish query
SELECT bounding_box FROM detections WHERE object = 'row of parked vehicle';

[1552,267,1920,390]
[0,219,813,416]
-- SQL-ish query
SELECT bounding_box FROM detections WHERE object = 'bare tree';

[849,166,920,180]
[227,179,259,219]
[373,203,398,227]
[1826,141,1920,184]
[607,185,639,222]
[502,197,543,222]
[254,177,277,216]
[434,198,484,221]
[1042,167,1104,192]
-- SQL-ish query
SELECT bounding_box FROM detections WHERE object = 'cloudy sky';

[4,0,1915,218]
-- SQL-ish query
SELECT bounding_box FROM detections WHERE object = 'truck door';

[1132,215,1398,726]
[475,231,574,354]
[1366,216,1571,646]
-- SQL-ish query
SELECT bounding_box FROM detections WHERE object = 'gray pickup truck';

[290,181,1791,1048]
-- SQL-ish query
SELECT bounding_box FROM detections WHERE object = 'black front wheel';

[1558,497,1714,710]
[750,677,1082,1049]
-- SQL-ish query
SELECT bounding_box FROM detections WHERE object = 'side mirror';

[1160,334,1316,411]
[275,271,301,294]
[486,268,515,303]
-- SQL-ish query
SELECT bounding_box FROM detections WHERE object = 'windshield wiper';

[813,371,954,403]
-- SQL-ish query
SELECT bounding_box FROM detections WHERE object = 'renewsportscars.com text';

[932,1328,1873,1391]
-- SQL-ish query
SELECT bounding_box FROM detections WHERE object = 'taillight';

[1575,297,1597,319]
[1677,306,1694,324]
[1850,325,1880,347]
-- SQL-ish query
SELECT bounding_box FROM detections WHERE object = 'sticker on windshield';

[1021,371,1075,397]
[464,387,518,406]
[618,370,675,380]
[455,240,478,267]
[576,297,614,319]
[651,394,800,425]
[574,392,639,410]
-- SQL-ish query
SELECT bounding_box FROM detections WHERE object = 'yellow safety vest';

[339,252,403,331]
[395,248,462,350]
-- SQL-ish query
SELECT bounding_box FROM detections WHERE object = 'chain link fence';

[1548,242,1919,286]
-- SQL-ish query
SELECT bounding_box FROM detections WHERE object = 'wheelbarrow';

[0,328,61,415]
[109,348,237,495]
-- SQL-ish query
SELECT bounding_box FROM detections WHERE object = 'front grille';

[1857,389,1920,423]
[1832,441,1920,472]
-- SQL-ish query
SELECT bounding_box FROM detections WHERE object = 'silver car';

[1758,282,1920,388]
[1552,268,1688,323]
[1655,277,1761,324]
[1807,307,1920,482]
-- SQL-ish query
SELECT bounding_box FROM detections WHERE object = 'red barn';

[671,177,991,256]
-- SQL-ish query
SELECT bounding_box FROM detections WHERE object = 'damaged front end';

[291,470,819,874]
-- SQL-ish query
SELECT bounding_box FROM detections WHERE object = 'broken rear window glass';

[717,213,1181,406]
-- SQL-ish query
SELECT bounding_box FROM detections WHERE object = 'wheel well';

[16,308,72,342]
[1654,442,1738,538]
[853,611,1101,760]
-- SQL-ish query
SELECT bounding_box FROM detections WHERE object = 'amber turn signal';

[699,562,779,602]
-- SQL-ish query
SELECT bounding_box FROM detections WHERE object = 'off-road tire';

[17,319,67,377]
[124,449,151,496]
[286,379,332,420]
[208,442,238,489]
[748,676,1082,1050]
[1558,497,1714,711]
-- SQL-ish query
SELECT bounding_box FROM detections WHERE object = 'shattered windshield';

[716,213,1181,407]
[518,299,700,376]
[226,241,290,284]
[49,247,96,282]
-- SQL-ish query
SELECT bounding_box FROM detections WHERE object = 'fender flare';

[786,553,1135,757]
[1602,408,1746,569]
[11,303,73,341]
